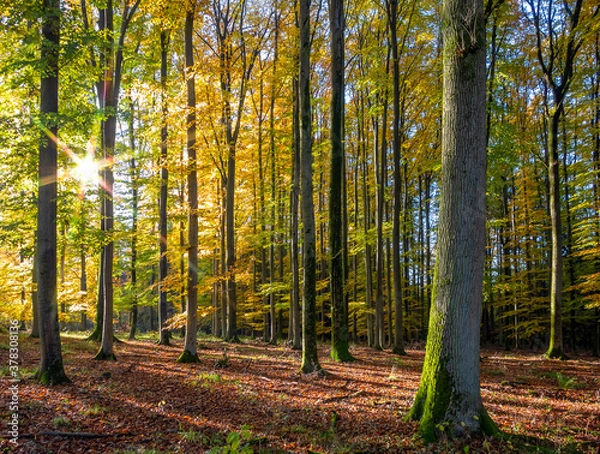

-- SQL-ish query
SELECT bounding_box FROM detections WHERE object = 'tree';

[35,0,70,385]
[406,0,498,440]
[92,0,141,360]
[178,3,200,364]
[299,0,322,374]
[329,0,353,362]
[525,0,596,359]
[158,28,171,346]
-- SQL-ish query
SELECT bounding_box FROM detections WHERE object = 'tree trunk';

[546,110,564,358]
[362,138,374,348]
[406,0,497,439]
[290,77,302,350]
[30,258,39,338]
[387,0,406,355]
[178,6,200,363]
[157,29,171,346]
[88,253,104,341]
[299,0,322,374]
[35,0,69,385]
[95,0,116,361]
[329,0,353,362]
[128,99,139,341]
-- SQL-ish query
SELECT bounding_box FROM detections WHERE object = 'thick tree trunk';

[178,7,200,363]
[157,29,170,346]
[329,0,353,362]
[406,0,497,440]
[299,0,322,374]
[35,0,69,385]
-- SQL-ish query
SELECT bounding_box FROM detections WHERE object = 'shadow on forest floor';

[1,332,598,453]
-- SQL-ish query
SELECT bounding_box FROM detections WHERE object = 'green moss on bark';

[479,406,501,436]
[94,349,117,361]
[36,359,71,385]
[545,345,567,360]
[177,349,200,363]
[330,342,354,362]
[392,346,407,355]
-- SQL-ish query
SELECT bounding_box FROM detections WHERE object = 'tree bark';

[387,0,406,355]
[95,0,117,361]
[329,0,353,362]
[406,0,497,439]
[157,29,171,346]
[290,77,302,350]
[178,5,200,363]
[35,0,69,385]
[299,0,322,374]
[128,104,138,341]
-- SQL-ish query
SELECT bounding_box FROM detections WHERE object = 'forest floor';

[1,332,599,454]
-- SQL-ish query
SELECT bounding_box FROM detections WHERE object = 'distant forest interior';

[1,0,599,451]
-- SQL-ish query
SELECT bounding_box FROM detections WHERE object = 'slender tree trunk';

[373,44,390,350]
[363,139,374,348]
[35,0,69,384]
[157,29,171,346]
[546,109,564,358]
[80,242,87,331]
[95,0,116,361]
[593,33,600,356]
[178,6,200,363]
[269,11,280,344]
[30,258,39,338]
[388,0,406,355]
[329,0,353,362]
[406,0,497,439]
[290,77,302,350]
[299,0,322,374]
[88,253,104,341]
[128,105,138,341]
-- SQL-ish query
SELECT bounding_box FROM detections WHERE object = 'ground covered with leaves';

[1,332,599,453]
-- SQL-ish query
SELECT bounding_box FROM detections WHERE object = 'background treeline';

[1,0,598,354]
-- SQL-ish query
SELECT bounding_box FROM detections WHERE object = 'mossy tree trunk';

[406,0,497,440]
[178,5,200,364]
[35,0,69,385]
[299,0,322,374]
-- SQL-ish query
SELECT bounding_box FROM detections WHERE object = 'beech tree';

[299,0,322,374]
[329,0,353,362]
[406,0,498,440]
[524,0,596,359]
[35,0,69,385]
[178,2,201,364]
[158,28,171,346]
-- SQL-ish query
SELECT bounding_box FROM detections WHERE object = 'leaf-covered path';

[1,333,599,453]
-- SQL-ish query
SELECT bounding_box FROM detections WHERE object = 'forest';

[1,0,599,452]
